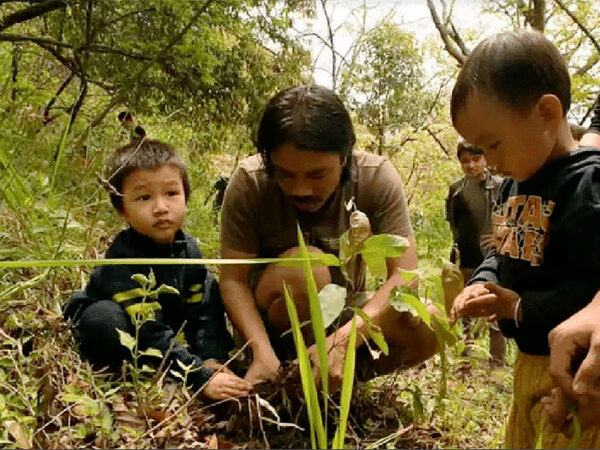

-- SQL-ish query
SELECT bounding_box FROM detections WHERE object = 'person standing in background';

[446,141,505,365]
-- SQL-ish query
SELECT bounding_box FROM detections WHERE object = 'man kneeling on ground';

[219,85,437,390]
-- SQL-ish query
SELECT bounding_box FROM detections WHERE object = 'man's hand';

[549,300,600,399]
[203,371,252,400]
[450,282,519,323]
[308,335,348,393]
[244,345,281,385]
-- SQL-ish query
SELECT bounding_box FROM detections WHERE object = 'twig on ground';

[128,341,251,445]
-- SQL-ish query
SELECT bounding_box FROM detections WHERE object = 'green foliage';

[282,227,360,449]
[5,2,597,447]
[112,270,189,409]
[1,0,312,129]
[282,283,327,449]
[296,225,330,429]
[332,316,358,450]
[340,21,428,154]
[360,234,409,279]
[317,283,346,329]
[389,286,431,327]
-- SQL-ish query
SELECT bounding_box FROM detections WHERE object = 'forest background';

[0,0,599,448]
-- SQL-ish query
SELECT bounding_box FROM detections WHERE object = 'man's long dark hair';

[256,85,356,181]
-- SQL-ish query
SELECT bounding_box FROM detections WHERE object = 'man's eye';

[275,171,292,180]
[167,191,179,196]
[308,173,325,180]
[136,194,150,201]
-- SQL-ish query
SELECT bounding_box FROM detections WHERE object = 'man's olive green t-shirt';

[220,151,413,284]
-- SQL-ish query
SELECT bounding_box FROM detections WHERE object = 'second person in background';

[446,141,505,365]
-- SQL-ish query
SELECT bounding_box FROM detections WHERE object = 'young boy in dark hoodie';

[449,30,600,448]
[65,140,251,400]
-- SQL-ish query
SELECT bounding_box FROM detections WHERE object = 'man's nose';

[289,178,313,197]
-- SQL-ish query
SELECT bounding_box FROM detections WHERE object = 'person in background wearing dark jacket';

[446,141,505,365]
[449,30,600,448]
[64,140,251,400]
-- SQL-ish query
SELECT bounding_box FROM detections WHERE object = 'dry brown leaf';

[4,420,32,449]
[146,408,169,422]
[206,434,219,448]
[112,397,146,432]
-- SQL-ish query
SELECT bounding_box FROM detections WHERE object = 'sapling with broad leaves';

[284,207,458,448]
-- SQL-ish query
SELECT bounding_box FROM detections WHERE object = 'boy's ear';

[536,94,563,127]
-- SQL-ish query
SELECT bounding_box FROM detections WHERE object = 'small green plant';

[283,208,462,448]
[113,270,177,405]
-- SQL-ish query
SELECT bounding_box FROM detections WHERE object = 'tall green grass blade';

[282,284,326,449]
[332,316,357,449]
[278,252,340,268]
[568,413,581,449]
[535,414,547,449]
[49,115,72,196]
[0,256,339,269]
[0,144,33,210]
[0,269,49,301]
[296,226,330,402]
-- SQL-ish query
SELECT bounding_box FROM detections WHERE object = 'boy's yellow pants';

[505,352,600,449]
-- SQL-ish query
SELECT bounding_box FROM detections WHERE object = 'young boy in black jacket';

[449,30,600,448]
[65,140,251,400]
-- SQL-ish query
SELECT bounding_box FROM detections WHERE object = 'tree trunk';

[531,0,545,32]
[377,124,385,155]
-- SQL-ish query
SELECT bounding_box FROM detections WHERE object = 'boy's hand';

[450,282,520,323]
[203,371,252,400]
[450,283,490,323]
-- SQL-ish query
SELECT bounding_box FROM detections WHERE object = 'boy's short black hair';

[256,85,356,181]
[451,30,571,123]
[457,140,484,159]
[105,140,190,211]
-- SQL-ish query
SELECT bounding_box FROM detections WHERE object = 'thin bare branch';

[0,0,67,32]
[43,72,74,124]
[426,0,467,66]
[0,32,71,48]
[96,8,156,33]
[34,41,76,71]
[425,126,451,157]
[0,33,154,61]
[318,0,337,89]
[553,0,600,56]
[576,54,600,76]
[68,77,87,127]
